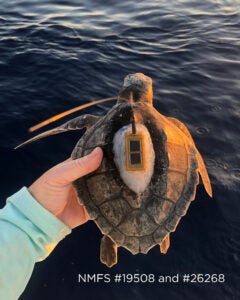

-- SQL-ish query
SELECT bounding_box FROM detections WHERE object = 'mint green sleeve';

[0,187,72,300]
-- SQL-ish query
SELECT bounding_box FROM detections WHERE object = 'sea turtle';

[17,73,212,267]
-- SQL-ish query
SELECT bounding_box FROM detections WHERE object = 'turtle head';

[118,73,153,105]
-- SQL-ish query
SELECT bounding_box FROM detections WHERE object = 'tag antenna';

[29,96,118,132]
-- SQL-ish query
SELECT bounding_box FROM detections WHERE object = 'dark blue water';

[0,1,239,299]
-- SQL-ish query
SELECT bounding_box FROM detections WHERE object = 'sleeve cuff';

[6,187,71,255]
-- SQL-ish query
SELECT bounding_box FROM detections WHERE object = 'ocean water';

[0,0,239,299]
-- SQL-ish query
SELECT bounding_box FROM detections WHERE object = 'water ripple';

[0,1,239,299]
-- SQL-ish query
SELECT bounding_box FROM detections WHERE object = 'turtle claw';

[159,233,170,254]
[100,235,118,268]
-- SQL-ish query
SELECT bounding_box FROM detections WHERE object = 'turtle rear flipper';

[159,233,170,254]
[15,114,100,149]
[100,235,118,268]
[168,117,212,197]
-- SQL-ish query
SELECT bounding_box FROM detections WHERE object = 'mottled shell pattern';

[16,73,212,268]
[72,73,212,267]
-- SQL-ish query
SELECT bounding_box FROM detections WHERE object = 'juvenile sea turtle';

[17,73,212,267]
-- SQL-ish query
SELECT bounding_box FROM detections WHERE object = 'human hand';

[28,147,103,229]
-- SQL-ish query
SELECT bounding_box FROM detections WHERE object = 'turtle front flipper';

[100,235,118,268]
[159,233,170,254]
[15,114,100,149]
[195,151,212,197]
[168,117,212,198]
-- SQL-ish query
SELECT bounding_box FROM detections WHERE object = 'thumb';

[48,147,103,186]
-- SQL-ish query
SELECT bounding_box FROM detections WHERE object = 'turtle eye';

[125,134,145,170]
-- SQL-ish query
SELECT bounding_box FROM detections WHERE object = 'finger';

[55,187,90,228]
[49,147,103,185]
